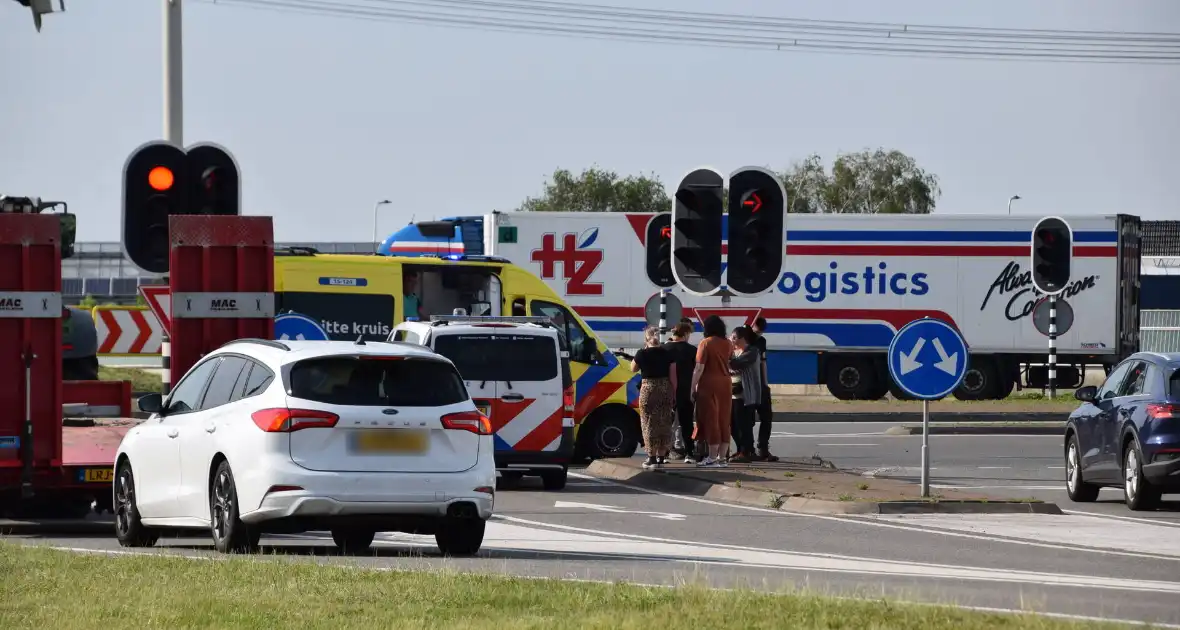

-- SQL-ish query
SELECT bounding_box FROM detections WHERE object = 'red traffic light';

[741,192,763,213]
[148,166,175,191]
[660,226,671,239]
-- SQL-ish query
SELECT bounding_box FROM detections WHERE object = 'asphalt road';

[6,445,1180,628]
[765,422,1180,524]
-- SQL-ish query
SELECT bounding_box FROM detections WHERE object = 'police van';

[390,314,574,490]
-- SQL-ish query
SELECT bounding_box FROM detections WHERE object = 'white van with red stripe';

[390,315,575,490]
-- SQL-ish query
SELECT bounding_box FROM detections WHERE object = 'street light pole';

[372,200,392,252]
[163,0,183,146]
[1007,194,1021,215]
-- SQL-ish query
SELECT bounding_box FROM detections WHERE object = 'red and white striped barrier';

[94,306,164,356]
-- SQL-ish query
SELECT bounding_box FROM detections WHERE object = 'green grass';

[0,543,1135,630]
[98,366,163,393]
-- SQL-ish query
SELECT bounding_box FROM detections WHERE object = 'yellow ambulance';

[272,248,642,461]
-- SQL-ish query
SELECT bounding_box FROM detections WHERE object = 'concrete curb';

[773,411,1066,423]
[0,518,114,535]
[885,423,1065,436]
[584,459,1063,516]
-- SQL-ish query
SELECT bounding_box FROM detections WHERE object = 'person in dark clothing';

[662,321,698,462]
[727,326,762,463]
[750,317,779,462]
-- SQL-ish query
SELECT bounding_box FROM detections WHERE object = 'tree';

[517,167,671,213]
[780,149,940,215]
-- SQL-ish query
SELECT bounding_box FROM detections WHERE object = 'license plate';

[82,468,113,483]
[476,402,490,418]
[351,429,428,454]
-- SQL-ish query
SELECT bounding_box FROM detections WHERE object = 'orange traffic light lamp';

[148,166,175,191]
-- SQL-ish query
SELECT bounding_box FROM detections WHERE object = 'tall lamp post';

[1007,194,1021,215]
[372,199,392,252]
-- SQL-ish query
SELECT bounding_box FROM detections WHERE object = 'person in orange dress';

[690,315,733,468]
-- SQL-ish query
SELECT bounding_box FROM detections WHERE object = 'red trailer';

[0,212,130,519]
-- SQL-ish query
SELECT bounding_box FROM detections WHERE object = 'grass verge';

[0,542,1132,630]
[98,366,162,393]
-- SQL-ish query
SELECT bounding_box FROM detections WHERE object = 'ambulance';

[379,213,1144,402]
[272,245,642,460]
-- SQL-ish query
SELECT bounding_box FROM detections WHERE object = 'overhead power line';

[196,0,1180,64]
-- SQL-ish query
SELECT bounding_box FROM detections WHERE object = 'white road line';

[977,466,1012,469]
[817,443,880,447]
[932,485,1063,490]
[1061,509,1180,529]
[565,471,1167,560]
[38,541,1180,629]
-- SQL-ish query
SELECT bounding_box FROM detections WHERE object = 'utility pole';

[163,0,183,146]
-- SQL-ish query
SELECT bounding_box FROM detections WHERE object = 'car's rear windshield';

[287,356,468,407]
[433,334,558,382]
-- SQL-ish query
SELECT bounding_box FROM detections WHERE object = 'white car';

[113,337,496,556]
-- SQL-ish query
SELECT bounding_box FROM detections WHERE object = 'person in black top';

[662,320,698,462]
[629,326,677,468]
[750,317,779,462]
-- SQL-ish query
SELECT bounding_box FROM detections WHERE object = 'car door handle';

[166,428,179,438]
[501,393,525,402]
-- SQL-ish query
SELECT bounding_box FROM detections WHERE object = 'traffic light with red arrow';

[726,166,786,295]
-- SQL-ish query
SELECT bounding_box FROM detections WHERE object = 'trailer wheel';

[825,357,878,400]
[952,355,999,401]
[114,460,158,548]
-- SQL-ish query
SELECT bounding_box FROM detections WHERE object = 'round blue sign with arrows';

[274,312,329,342]
[887,318,969,400]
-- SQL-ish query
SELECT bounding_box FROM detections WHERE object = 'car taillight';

[563,387,576,426]
[251,408,339,432]
[1147,404,1179,421]
[442,410,491,435]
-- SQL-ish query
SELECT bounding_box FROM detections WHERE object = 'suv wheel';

[1123,440,1161,511]
[331,528,376,554]
[1065,434,1099,502]
[435,518,486,556]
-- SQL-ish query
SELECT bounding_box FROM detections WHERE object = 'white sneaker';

[683,455,696,464]
[696,457,713,467]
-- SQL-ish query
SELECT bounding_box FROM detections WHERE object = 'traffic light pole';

[657,289,668,342]
[163,0,183,146]
[1048,294,1058,399]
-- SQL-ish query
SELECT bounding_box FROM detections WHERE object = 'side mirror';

[1074,386,1097,403]
[138,392,164,414]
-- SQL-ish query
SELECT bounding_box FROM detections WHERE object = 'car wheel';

[435,518,486,557]
[331,528,375,554]
[1065,434,1099,502]
[113,460,158,548]
[209,461,261,553]
[1123,440,1161,511]
[584,408,638,459]
[540,467,568,491]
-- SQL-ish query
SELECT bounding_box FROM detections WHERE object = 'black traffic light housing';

[644,212,675,288]
[671,168,725,296]
[1031,216,1073,295]
[121,141,242,274]
[726,166,786,295]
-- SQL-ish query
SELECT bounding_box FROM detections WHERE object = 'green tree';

[780,149,940,215]
[517,167,671,213]
[78,294,98,309]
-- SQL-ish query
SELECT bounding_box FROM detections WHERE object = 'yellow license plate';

[83,468,113,483]
[353,430,428,454]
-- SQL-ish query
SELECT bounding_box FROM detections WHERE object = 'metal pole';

[657,289,668,342]
[163,0,183,146]
[920,399,930,498]
[1048,294,1058,399]
[162,0,181,396]
[372,200,391,252]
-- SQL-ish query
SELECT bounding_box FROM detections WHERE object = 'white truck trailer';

[382,212,1143,401]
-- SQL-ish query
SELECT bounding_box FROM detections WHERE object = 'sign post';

[1030,217,1073,398]
[887,318,969,498]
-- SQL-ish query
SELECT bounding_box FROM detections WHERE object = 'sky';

[2,0,1178,244]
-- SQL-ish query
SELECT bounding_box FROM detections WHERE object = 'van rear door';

[433,331,564,452]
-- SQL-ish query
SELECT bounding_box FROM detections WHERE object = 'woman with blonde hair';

[629,326,677,468]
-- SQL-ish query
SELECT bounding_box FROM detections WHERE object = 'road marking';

[817,443,880,447]
[1061,509,1180,529]
[976,466,1012,469]
[860,466,939,477]
[772,433,888,438]
[1047,466,1066,469]
[932,485,1064,491]
[492,516,1180,593]
[37,541,1180,629]
[865,514,1180,559]
[553,500,686,521]
[566,471,1168,560]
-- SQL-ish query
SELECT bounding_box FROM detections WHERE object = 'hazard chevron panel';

[94,306,164,355]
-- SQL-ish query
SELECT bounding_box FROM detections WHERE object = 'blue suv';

[1064,352,1180,510]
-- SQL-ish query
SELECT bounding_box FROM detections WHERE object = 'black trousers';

[731,399,757,454]
[755,386,774,452]
[674,397,695,455]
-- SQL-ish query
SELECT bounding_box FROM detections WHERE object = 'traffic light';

[122,141,188,274]
[644,213,675,288]
[726,166,786,295]
[671,167,724,296]
[1031,216,1073,295]
[187,143,240,216]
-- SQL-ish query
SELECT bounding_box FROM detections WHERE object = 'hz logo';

[530,229,604,296]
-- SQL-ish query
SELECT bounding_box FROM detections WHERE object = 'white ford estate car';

[113,337,496,556]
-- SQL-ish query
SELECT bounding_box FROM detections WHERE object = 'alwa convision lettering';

[980,261,1098,321]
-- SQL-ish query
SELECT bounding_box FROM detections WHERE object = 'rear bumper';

[1142,454,1180,488]
[494,427,573,472]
